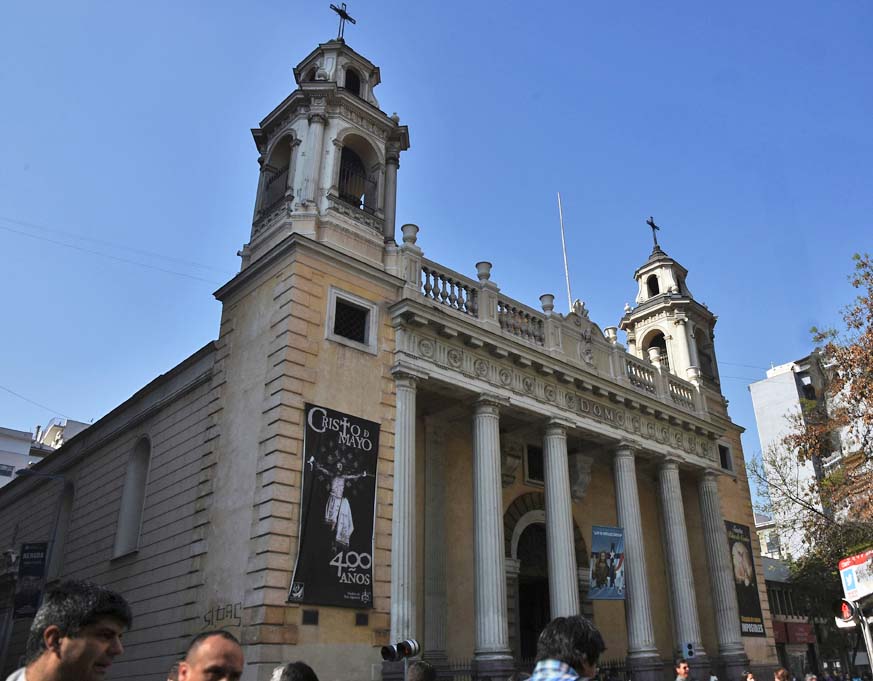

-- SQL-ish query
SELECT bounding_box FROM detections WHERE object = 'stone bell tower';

[619,220,721,389]
[239,33,410,271]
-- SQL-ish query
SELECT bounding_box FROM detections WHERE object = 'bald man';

[178,631,244,681]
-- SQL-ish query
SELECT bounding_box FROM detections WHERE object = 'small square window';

[334,299,368,343]
[355,612,368,626]
[718,444,733,471]
[0,464,14,478]
[302,609,319,625]
[326,287,379,355]
[525,445,544,485]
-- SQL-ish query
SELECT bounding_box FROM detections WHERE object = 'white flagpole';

[557,192,573,311]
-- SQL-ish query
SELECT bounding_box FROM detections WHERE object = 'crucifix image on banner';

[289,404,380,608]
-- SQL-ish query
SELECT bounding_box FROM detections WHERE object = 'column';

[472,396,514,680]
[613,444,662,681]
[423,416,448,668]
[304,112,327,204]
[699,472,747,678]
[252,156,268,221]
[543,420,579,617]
[389,371,418,644]
[382,148,399,243]
[673,318,693,375]
[285,137,301,198]
[658,459,707,665]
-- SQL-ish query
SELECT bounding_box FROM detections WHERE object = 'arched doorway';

[517,522,549,660]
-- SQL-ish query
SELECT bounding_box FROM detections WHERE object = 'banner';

[589,526,625,600]
[288,404,380,608]
[13,542,48,619]
[839,548,873,602]
[725,521,765,636]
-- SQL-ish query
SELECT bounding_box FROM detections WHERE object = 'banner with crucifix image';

[288,404,380,608]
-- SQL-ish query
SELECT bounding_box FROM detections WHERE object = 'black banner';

[725,520,765,637]
[288,404,379,608]
[13,542,48,619]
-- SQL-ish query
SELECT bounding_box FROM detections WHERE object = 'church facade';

[0,36,776,681]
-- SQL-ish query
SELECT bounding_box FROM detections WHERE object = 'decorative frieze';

[401,330,717,461]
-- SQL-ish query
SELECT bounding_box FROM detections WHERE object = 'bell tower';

[619,219,721,389]
[240,18,409,271]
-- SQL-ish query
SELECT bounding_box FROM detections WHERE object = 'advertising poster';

[13,542,48,619]
[288,404,380,608]
[589,526,625,600]
[839,548,873,602]
[725,521,765,636]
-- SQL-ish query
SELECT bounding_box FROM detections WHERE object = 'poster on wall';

[288,404,380,609]
[13,542,48,619]
[725,521,766,636]
[589,526,625,600]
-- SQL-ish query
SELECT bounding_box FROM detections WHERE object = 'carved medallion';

[522,376,534,394]
[419,338,435,358]
[447,348,462,368]
[544,385,556,402]
[474,358,489,377]
[499,368,512,386]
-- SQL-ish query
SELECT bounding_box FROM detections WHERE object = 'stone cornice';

[215,233,403,303]
[392,323,725,468]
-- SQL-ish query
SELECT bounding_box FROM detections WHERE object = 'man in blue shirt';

[529,616,606,681]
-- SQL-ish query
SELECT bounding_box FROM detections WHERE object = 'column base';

[422,651,451,681]
[688,653,712,681]
[719,651,749,681]
[382,660,407,681]
[627,653,666,681]
[472,654,515,681]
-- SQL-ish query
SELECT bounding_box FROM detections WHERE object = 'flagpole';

[557,192,573,311]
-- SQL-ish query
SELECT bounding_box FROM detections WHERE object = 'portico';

[383,224,750,681]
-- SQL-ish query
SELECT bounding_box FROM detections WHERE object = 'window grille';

[333,299,368,344]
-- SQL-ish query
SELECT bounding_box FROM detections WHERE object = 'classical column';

[252,155,268,221]
[698,472,747,678]
[673,318,693,375]
[658,458,707,665]
[285,137,301,198]
[472,396,514,680]
[543,420,579,617]
[304,112,327,204]
[423,416,448,668]
[390,371,418,644]
[613,444,661,681]
[382,148,399,243]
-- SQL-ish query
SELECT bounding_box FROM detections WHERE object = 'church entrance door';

[517,522,550,663]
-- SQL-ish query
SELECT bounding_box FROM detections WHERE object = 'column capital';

[545,417,574,435]
[386,151,400,166]
[391,362,429,384]
[308,112,328,125]
[474,393,508,414]
[290,137,302,148]
[613,441,639,458]
[659,455,682,471]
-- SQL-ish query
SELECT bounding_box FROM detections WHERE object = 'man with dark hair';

[675,659,690,681]
[270,660,320,681]
[531,615,606,681]
[178,630,244,681]
[5,579,131,681]
[407,660,437,681]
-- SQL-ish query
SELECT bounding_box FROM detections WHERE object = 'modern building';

[0,31,775,681]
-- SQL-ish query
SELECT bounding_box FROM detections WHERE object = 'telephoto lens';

[380,639,421,661]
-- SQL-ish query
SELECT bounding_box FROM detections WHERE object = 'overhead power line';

[0,223,224,285]
[0,214,232,275]
[0,384,74,420]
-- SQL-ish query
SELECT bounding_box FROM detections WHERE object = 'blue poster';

[589,526,625,600]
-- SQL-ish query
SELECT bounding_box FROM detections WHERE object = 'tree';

[749,253,873,623]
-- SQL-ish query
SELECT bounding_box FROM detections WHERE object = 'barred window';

[334,299,368,344]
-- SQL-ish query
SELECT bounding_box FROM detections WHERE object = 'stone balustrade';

[496,299,545,346]
[420,260,479,316]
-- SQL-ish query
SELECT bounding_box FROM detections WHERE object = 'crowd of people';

[4,580,870,681]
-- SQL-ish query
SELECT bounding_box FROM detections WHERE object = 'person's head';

[804,674,817,681]
[408,660,437,681]
[775,669,790,681]
[178,631,244,681]
[743,671,756,681]
[536,615,606,677]
[675,659,690,679]
[270,661,319,681]
[23,579,131,681]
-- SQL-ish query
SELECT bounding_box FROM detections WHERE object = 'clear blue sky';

[2,1,871,469]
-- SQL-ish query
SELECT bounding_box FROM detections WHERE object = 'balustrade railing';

[497,299,545,346]
[668,377,696,409]
[625,356,657,393]
[420,261,478,316]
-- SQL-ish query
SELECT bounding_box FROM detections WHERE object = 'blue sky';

[2,1,871,471]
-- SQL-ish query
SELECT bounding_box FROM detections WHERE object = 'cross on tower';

[646,216,661,248]
[330,3,356,40]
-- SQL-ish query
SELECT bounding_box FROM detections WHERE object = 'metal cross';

[646,216,660,247]
[330,3,356,40]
